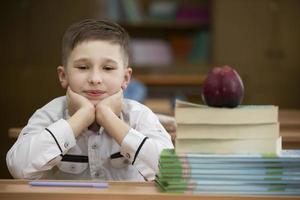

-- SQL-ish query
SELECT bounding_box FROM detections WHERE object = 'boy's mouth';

[84,90,105,98]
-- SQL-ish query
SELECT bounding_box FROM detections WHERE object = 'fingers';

[67,87,87,102]
[116,89,124,98]
[66,87,74,100]
[113,89,123,96]
[67,87,88,106]
[67,86,76,97]
[104,89,123,101]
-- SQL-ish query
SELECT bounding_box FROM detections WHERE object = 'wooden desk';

[0,180,299,200]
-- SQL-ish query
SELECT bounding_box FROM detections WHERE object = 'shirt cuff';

[46,119,76,154]
[120,128,147,163]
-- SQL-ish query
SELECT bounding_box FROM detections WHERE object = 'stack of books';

[175,100,282,154]
[156,149,300,195]
[155,100,300,195]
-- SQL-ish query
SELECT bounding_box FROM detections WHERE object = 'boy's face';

[57,40,132,105]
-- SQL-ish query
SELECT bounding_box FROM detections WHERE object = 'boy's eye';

[103,65,115,70]
[76,65,88,70]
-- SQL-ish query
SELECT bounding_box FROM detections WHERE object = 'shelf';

[116,0,211,97]
[120,20,209,30]
[134,73,205,86]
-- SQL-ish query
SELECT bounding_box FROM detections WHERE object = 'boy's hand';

[66,87,95,125]
[95,89,123,125]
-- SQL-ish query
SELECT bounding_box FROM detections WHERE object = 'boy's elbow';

[7,163,42,179]
[6,151,34,179]
[6,157,25,179]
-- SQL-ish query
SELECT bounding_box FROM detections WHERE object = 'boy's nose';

[88,72,102,85]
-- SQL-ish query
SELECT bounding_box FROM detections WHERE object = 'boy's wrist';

[96,105,111,125]
[95,105,130,144]
[68,106,95,137]
[78,106,95,125]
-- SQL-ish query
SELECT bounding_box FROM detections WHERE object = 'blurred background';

[1,0,299,178]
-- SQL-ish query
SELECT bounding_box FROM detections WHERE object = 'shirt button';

[125,153,130,159]
[64,142,69,148]
[70,164,76,171]
[92,144,98,149]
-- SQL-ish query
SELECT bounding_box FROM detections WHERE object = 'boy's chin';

[89,99,100,105]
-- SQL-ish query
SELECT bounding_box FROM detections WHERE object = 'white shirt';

[6,96,173,181]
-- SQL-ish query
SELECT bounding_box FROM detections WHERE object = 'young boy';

[6,19,173,181]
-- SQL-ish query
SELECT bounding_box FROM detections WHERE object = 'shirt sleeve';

[6,106,76,179]
[120,109,174,181]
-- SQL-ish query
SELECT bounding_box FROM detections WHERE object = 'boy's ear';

[57,66,68,89]
[122,67,132,90]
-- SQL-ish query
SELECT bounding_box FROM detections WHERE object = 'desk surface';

[0,180,299,200]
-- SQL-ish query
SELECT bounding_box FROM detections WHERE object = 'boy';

[6,19,173,181]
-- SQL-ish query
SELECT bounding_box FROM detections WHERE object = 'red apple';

[202,65,244,108]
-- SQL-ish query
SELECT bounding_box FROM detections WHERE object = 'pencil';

[29,181,108,188]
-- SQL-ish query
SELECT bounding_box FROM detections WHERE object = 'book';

[156,149,300,195]
[176,123,279,139]
[158,149,300,177]
[157,173,300,181]
[188,31,210,63]
[130,39,172,67]
[175,137,282,154]
[156,178,300,195]
[157,178,300,186]
[121,0,142,22]
[158,165,300,175]
[159,161,300,169]
[107,0,122,21]
[160,148,300,162]
[175,100,278,125]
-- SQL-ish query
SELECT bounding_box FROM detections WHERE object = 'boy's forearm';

[67,108,94,137]
[97,106,130,145]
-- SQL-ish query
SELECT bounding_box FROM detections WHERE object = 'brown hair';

[61,19,130,67]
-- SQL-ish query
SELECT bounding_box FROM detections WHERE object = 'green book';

[155,178,300,195]
[160,149,300,162]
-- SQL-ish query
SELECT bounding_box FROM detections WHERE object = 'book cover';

[175,137,282,154]
[175,99,278,125]
[158,167,299,176]
[176,123,279,139]
[156,178,300,195]
[159,161,300,169]
[157,173,300,181]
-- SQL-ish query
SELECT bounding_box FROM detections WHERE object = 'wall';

[212,0,300,107]
[1,0,97,178]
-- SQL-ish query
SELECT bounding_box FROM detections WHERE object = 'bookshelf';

[134,73,205,86]
[120,20,209,30]
[103,0,211,101]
